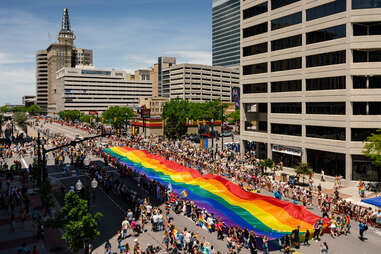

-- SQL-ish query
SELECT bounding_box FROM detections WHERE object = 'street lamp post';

[221,103,224,152]
[211,119,214,160]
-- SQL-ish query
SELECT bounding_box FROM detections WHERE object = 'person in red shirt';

[216,218,224,240]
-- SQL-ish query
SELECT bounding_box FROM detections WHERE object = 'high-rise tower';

[36,8,93,114]
[212,0,240,67]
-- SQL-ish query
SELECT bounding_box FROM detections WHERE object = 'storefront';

[271,144,301,167]
[307,149,345,178]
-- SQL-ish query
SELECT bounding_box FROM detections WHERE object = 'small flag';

[172,227,180,244]
[181,190,188,198]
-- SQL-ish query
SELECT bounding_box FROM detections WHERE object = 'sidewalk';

[0,177,68,254]
[273,167,375,204]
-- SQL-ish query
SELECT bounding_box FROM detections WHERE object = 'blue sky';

[0,0,212,104]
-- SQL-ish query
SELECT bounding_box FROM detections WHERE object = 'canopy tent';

[362,196,381,207]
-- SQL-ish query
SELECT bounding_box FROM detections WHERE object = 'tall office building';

[36,50,48,113]
[240,0,381,181]
[36,8,93,114]
[212,0,240,67]
[152,57,176,97]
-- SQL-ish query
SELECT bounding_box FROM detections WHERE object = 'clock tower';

[57,8,75,46]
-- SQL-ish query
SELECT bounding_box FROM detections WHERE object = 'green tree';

[162,98,190,137]
[39,180,55,213]
[14,111,27,125]
[363,129,381,166]
[26,104,41,115]
[58,111,65,120]
[102,106,134,127]
[228,110,240,124]
[64,110,81,122]
[295,162,313,183]
[51,192,102,253]
[264,158,274,173]
[0,105,9,113]
[80,113,91,123]
[12,106,27,112]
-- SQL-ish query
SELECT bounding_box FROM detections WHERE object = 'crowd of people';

[1,118,381,254]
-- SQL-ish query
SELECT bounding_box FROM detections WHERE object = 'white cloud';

[0,52,34,65]
[0,67,35,104]
[167,50,212,65]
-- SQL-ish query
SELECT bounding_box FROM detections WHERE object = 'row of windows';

[306,76,346,91]
[306,0,346,21]
[243,22,267,38]
[306,102,345,115]
[271,80,301,92]
[271,0,300,10]
[243,42,267,57]
[306,50,346,67]
[353,102,381,115]
[243,1,267,19]
[271,123,301,136]
[243,51,346,75]
[352,0,381,9]
[353,50,381,62]
[271,103,301,114]
[307,24,346,44]
[271,34,301,51]
[271,12,301,31]
[353,22,381,36]
[271,57,302,72]
[353,76,381,89]
[243,63,267,75]
[243,83,267,94]
[306,126,346,141]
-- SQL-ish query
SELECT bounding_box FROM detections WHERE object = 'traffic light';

[117,128,121,137]
[101,128,105,136]
[90,116,93,123]
[114,117,117,123]
[101,117,105,124]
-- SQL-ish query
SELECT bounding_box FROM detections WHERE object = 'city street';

[38,123,381,253]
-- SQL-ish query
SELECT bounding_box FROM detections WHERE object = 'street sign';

[141,106,151,118]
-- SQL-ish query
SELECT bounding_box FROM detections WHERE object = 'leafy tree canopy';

[102,106,134,127]
[0,105,9,113]
[14,111,27,125]
[26,104,41,115]
[363,129,381,167]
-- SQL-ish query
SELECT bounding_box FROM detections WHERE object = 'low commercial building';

[139,97,169,116]
[55,67,152,114]
[22,95,36,107]
[163,64,239,102]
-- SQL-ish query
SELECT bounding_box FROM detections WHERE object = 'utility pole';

[211,119,214,159]
[221,103,224,152]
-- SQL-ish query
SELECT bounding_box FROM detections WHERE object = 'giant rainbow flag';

[105,146,321,239]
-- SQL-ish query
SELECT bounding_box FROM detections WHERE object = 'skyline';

[0,0,212,104]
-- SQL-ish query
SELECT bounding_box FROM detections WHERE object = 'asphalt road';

[16,122,381,253]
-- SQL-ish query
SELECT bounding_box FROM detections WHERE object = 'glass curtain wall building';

[240,0,381,181]
[212,0,241,67]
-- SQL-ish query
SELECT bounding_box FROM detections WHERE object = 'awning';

[362,196,381,207]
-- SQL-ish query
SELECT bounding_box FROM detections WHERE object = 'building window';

[243,63,268,75]
[306,126,346,140]
[271,0,300,10]
[243,1,268,19]
[353,102,381,115]
[353,76,381,88]
[353,50,381,62]
[271,80,302,92]
[306,76,346,90]
[306,0,346,21]
[353,22,381,36]
[271,12,302,31]
[352,76,367,88]
[243,42,268,57]
[352,155,381,181]
[306,102,346,115]
[352,0,381,9]
[271,123,301,136]
[271,103,301,113]
[306,24,346,44]
[243,22,268,38]
[271,34,302,51]
[243,83,268,93]
[351,128,379,141]
[306,50,346,67]
[271,57,302,72]
[307,149,345,177]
